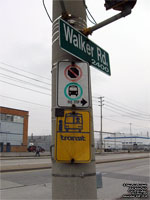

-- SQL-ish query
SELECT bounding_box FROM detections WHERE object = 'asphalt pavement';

[1,158,149,200]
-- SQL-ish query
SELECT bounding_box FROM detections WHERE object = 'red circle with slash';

[64,64,82,82]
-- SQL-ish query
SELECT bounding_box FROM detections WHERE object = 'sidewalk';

[0,151,50,158]
[0,152,149,172]
[95,152,150,163]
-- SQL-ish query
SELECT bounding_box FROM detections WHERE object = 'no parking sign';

[64,64,82,82]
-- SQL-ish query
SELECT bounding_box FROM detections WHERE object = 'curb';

[0,156,51,160]
[0,163,52,173]
[0,156,149,173]
[96,156,149,164]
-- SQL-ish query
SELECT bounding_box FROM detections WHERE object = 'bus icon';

[64,112,83,132]
[68,85,78,96]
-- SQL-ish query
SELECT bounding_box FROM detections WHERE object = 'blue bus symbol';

[64,112,83,132]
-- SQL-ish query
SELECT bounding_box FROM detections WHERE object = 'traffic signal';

[104,0,137,11]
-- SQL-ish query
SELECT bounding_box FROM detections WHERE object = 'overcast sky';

[0,0,149,138]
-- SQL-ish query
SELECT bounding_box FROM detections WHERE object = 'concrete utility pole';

[52,0,97,199]
[129,123,132,135]
[129,122,132,146]
[99,96,104,153]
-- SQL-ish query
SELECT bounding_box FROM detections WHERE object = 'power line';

[86,11,96,25]
[83,0,97,24]
[104,104,150,121]
[94,115,149,129]
[0,93,149,130]
[93,95,150,120]
[93,95,150,117]
[103,117,150,130]
[103,117,131,125]
[0,61,51,81]
[0,94,50,108]
[105,99,150,118]
[93,95,150,122]
[42,0,53,23]
[106,96,150,117]
[0,73,50,91]
[0,66,50,86]
[94,114,128,125]
[104,105,150,121]
[0,79,50,96]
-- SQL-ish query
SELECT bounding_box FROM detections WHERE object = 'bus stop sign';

[55,110,91,163]
[57,61,90,108]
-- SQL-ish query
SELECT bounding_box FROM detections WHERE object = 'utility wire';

[0,73,50,91]
[93,95,150,119]
[0,91,149,130]
[86,14,96,25]
[106,96,150,117]
[104,105,150,121]
[86,7,97,24]
[0,61,51,81]
[0,79,50,96]
[83,0,97,24]
[94,115,149,129]
[94,114,129,125]
[103,117,129,125]
[0,94,50,108]
[104,103,150,120]
[42,0,53,23]
[93,96,150,123]
[0,66,50,86]
[103,117,150,130]
[105,99,150,118]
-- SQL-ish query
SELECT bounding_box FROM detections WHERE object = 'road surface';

[0,158,149,200]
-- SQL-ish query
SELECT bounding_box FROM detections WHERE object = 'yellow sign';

[55,110,91,163]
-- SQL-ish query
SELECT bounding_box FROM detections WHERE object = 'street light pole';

[51,0,97,199]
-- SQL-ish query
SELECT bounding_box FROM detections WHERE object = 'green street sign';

[59,18,111,76]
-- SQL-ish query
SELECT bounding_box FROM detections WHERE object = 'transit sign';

[55,110,91,163]
[59,18,111,76]
[57,61,89,108]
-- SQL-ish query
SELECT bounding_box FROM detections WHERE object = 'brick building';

[0,106,29,152]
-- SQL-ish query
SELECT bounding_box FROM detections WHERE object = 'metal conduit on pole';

[52,0,97,199]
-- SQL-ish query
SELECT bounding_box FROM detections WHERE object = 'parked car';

[27,145,45,152]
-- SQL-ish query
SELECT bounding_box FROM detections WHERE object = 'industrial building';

[104,136,150,151]
[0,106,29,152]
[28,135,52,152]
